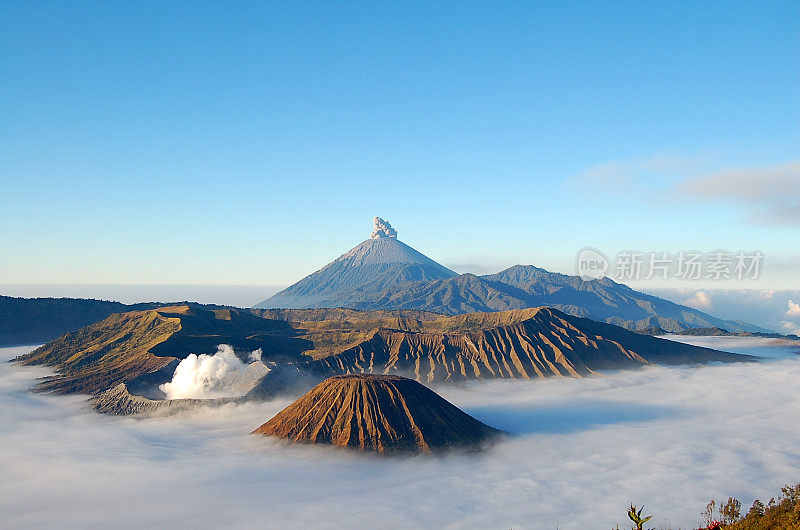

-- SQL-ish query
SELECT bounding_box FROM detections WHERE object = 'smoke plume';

[160,344,252,399]
[370,217,397,239]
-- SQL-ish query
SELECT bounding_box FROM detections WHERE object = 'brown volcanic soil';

[297,307,754,385]
[252,374,502,453]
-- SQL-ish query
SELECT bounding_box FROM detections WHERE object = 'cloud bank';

[576,155,800,228]
[646,288,800,332]
[2,340,800,529]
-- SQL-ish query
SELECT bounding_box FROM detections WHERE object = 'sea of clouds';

[1,337,799,529]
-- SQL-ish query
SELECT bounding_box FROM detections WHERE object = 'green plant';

[627,504,653,530]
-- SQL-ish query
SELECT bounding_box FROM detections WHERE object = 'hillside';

[0,295,237,346]
[17,305,753,407]
[13,305,308,394]
[252,374,502,453]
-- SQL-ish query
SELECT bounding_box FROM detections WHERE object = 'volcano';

[255,217,457,309]
[254,218,768,334]
[252,374,501,453]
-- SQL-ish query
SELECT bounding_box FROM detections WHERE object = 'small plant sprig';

[627,504,653,530]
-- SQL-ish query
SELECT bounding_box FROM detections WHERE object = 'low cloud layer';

[647,288,800,332]
[2,340,800,528]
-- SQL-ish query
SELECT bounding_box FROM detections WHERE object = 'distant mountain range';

[0,218,772,348]
[0,295,234,346]
[256,218,768,334]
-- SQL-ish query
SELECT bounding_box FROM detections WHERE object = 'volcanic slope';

[246,307,754,398]
[19,306,753,401]
[256,217,457,310]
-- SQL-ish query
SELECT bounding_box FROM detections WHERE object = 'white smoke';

[160,344,253,400]
[370,216,397,239]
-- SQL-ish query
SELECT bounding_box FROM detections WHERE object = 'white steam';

[248,348,262,362]
[370,216,397,239]
[159,344,260,400]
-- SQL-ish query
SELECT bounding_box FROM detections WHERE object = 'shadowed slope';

[296,307,752,386]
[252,374,501,453]
[482,265,767,333]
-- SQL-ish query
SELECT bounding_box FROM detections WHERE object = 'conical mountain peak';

[254,218,456,309]
[251,374,501,453]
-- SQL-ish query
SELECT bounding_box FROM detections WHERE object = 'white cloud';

[2,340,800,529]
[576,156,800,228]
[787,300,800,317]
[683,290,713,310]
[370,217,397,239]
[248,348,263,362]
[781,321,800,335]
[575,151,700,188]
[679,161,800,226]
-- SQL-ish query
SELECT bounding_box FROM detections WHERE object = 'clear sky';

[1,1,798,289]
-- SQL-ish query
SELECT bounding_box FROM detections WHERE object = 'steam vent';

[252,374,502,454]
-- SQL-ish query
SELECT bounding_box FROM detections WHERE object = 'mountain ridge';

[13,305,754,405]
[254,219,769,334]
[247,306,753,399]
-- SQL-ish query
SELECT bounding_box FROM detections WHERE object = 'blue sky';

[1,1,798,288]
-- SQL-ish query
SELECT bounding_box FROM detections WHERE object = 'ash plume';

[370,217,397,239]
